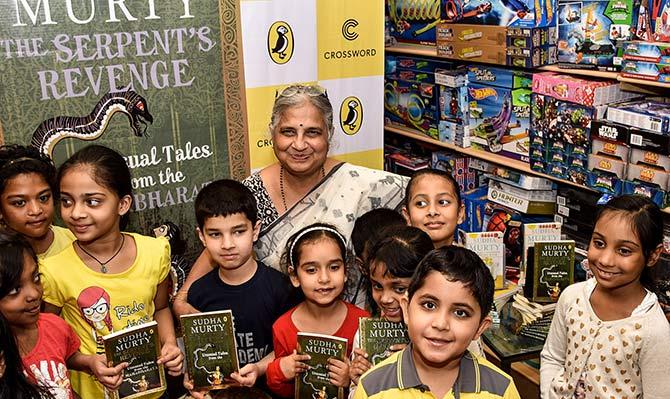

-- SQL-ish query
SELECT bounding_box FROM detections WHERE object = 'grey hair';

[269,84,335,139]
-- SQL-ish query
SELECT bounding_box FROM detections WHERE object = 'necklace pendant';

[100,264,108,274]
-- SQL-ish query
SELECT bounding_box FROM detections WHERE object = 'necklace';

[280,165,326,212]
[76,234,125,273]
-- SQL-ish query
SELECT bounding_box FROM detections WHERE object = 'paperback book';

[530,240,575,303]
[521,222,561,285]
[358,318,409,366]
[181,310,239,391]
[296,332,347,399]
[103,321,165,399]
[463,231,505,289]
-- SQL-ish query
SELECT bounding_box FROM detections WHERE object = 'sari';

[243,162,409,271]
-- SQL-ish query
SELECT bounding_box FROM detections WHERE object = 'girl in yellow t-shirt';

[0,144,74,259]
[41,144,183,399]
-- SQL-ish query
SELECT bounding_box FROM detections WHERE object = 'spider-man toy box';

[557,0,638,70]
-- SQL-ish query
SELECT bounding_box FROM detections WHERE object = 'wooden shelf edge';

[386,43,437,57]
[536,65,618,80]
[385,124,595,191]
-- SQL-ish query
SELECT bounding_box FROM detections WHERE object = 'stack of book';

[511,294,556,341]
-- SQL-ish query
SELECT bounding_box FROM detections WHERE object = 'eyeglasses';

[275,84,328,99]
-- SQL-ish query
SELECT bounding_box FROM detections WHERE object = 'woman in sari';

[173,84,407,316]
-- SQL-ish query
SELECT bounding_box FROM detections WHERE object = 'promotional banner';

[0,1,248,250]
[240,0,384,171]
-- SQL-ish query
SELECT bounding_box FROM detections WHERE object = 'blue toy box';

[387,0,558,45]
[385,77,440,139]
[467,65,533,162]
[557,0,638,69]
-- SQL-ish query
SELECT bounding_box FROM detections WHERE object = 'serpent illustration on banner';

[31,90,153,158]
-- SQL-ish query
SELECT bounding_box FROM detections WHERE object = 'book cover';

[180,310,239,391]
[532,241,575,303]
[296,332,347,399]
[463,231,505,289]
[103,321,165,399]
[358,318,409,366]
[521,222,562,285]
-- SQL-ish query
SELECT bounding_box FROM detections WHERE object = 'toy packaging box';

[634,0,670,43]
[628,126,670,155]
[436,69,470,146]
[623,41,670,63]
[590,120,631,145]
[384,77,440,139]
[454,0,557,28]
[620,60,670,82]
[532,72,642,106]
[467,65,533,162]
[506,44,557,67]
[606,97,670,134]
[386,0,443,45]
[487,179,557,214]
[436,23,507,45]
[557,0,638,69]
[437,41,508,64]
[458,186,489,233]
[430,151,480,191]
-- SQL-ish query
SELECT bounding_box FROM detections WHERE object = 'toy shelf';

[385,124,596,192]
[385,44,670,90]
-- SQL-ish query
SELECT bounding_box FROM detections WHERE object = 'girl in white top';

[540,194,670,399]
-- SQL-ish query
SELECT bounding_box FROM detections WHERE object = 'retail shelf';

[536,65,619,80]
[385,44,670,90]
[385,124,595,191]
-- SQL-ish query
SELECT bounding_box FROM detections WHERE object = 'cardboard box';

[384,77,440,139]
[628,127,670,155]
[488,180,557,214]
[588,153,627,178]
[449,0,557,27]
[591,138,630,162]
[437,41,507,64]
[436,24,507,45]
[606,98,670,135]
[623,41,670,63]
[532,72,642,106]
[626,163,670,188]
[590,120,631,145]
[629,148,670,171]
[620,60,670,83]
[557,0,637,68]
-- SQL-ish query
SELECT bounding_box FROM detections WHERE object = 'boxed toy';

[451,0,557,27]
[629,147,670,170]
[606,98,670,135]
[557,0,637,69]
[507,26,558,48]
[468,65,533,162]
[459,186,489,233]
[623,41,670,63]
[590,120,631,145]
[622,180,666,206]
[436,69,470,147]
[591,138,630,162]
[628,127,670,155]
[384,77,440,139]
[436,23,507,45]
[634,0,670,42]
[487,168,556,190]
[532,72,641,106]
[507,44,557,67]
[431,151,480,191]
[488,179,557,214]
[437,41,507,64]
[386,1,443,45]
[620,60,670,82]
[626,162,670,186]
[588,153,627,178]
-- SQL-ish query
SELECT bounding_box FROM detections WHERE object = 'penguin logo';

[340,96,363,135]
[268,21,294,65]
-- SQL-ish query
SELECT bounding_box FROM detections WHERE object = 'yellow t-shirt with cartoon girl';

[41,233,171,399]
[38,225,75,260]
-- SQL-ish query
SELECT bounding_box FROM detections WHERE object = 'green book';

[296,332,347,399]
[103,321,165,399]
[181,310,239,391]
[358,318,409,366]
[532,240,575,303]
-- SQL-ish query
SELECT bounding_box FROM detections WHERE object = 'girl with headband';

[266,223,369,398]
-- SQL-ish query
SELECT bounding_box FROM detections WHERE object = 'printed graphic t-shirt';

[41,233,170,399]
[22,313,80,399]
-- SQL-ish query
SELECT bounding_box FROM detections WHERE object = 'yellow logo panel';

[268,21,294,65]
[339,96,363,135]
[317,0,383,80]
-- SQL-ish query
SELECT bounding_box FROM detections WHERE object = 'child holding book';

[0,144,74,258]
[540,195,670,398]
[402,169,465,248]
[183,179,299,397]
[0,230,125,399]
[40,145,183,398]
[267,223,370,398]
[349,225,433,387]
[355,246,520,399]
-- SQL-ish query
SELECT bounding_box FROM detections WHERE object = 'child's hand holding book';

[158,341,184,376]
[327,357,350,387]
[349,348,371,385]
[279,350,311,379]
[88,354,127,391]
